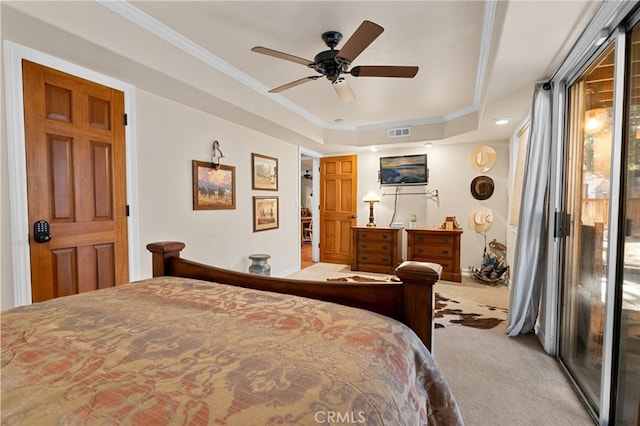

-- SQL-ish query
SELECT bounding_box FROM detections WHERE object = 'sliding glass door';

[615,22,640,426]
[560,42,615,416]
[559,19,640,424]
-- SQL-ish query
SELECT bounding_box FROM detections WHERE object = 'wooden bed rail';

[147,241,442,351]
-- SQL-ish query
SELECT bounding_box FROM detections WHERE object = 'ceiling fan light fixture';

[333,78,355,103]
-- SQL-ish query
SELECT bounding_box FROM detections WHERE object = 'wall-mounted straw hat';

[471,145,496,172]
[469,205,494,233]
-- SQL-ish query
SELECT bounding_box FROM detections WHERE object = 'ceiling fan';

[251,20,419,103]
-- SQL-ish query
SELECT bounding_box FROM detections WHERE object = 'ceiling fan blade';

[332,78,355,103]
[251,46,314,67]
[350,66,419,78]
[269,76,319,93]
[336,20,384,64]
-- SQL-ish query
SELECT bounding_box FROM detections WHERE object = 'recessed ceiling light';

[334,118,344,124]
[370,146,378,152]
[494,117,511,125]
[424,142,433,148]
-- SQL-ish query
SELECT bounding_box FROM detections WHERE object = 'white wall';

[135,90,300,279]
[0,13,13,310]
[356,141,509,272]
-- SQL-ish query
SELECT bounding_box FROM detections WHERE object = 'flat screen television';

[379,154,428,186]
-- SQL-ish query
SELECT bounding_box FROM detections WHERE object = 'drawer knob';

[362,244,368,249]
[441,250,449,255]
[381,245,389,250]
[441,238,449,243]
[417,248,424,253]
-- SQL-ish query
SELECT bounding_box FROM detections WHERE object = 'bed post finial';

[146,241,186,277]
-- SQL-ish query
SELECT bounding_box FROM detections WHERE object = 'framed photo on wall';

[192,160,236,210]
[251,153,278,190]
[253,196,279,231]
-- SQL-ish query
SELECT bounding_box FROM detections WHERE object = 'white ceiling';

[2,1,602,154]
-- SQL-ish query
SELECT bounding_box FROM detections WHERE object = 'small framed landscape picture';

[251,153,278,191]
[192,160,236,210]
[253,196,279,232]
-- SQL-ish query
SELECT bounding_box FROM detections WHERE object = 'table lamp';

[363,190,381,227]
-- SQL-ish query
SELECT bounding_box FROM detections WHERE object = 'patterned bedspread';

[2,276,463,425]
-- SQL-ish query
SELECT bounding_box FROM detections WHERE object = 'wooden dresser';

[406,228,463,282]
[351,226,403,275]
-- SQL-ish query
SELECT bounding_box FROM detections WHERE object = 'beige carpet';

[288,263,593,426]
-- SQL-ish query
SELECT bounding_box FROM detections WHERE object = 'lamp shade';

[363,191,381,203]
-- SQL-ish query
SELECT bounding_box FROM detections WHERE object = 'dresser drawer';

[412,244,454,259]
[356,241,393,253]
[357,231,394,242]
[355,252,393,265]
[412,258,454,272]
[412,234,454,246]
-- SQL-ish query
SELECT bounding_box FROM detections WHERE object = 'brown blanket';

[2,276,462,425]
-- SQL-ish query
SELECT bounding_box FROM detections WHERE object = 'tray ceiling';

[2,1,602,152]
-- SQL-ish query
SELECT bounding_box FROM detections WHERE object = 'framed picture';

[251,153,278,190]
[192,160,236,210]
[253,196,279,232]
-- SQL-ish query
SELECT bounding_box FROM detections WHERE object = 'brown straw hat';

[470,176,494,200]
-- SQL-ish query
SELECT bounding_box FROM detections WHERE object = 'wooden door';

[23,60,129,302]
[320,155,357,264]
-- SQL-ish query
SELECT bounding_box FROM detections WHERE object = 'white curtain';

[506,82,553,336]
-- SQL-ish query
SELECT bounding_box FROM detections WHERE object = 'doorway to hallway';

[300,151,319,269]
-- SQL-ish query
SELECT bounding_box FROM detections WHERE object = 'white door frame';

[3,40,140,307]
[300,147,321,264]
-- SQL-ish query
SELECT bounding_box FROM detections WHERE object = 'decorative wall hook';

[211,140,225,170]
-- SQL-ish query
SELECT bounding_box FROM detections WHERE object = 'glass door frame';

[600,26,626,424]
[554,22,635,424]
[556,34,620,421]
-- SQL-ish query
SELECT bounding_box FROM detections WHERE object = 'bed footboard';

[147,242,441,351]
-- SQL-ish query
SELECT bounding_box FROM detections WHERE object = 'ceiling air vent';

[387,127,410,138]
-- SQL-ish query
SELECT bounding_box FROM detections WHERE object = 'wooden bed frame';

[147,241,442,351]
